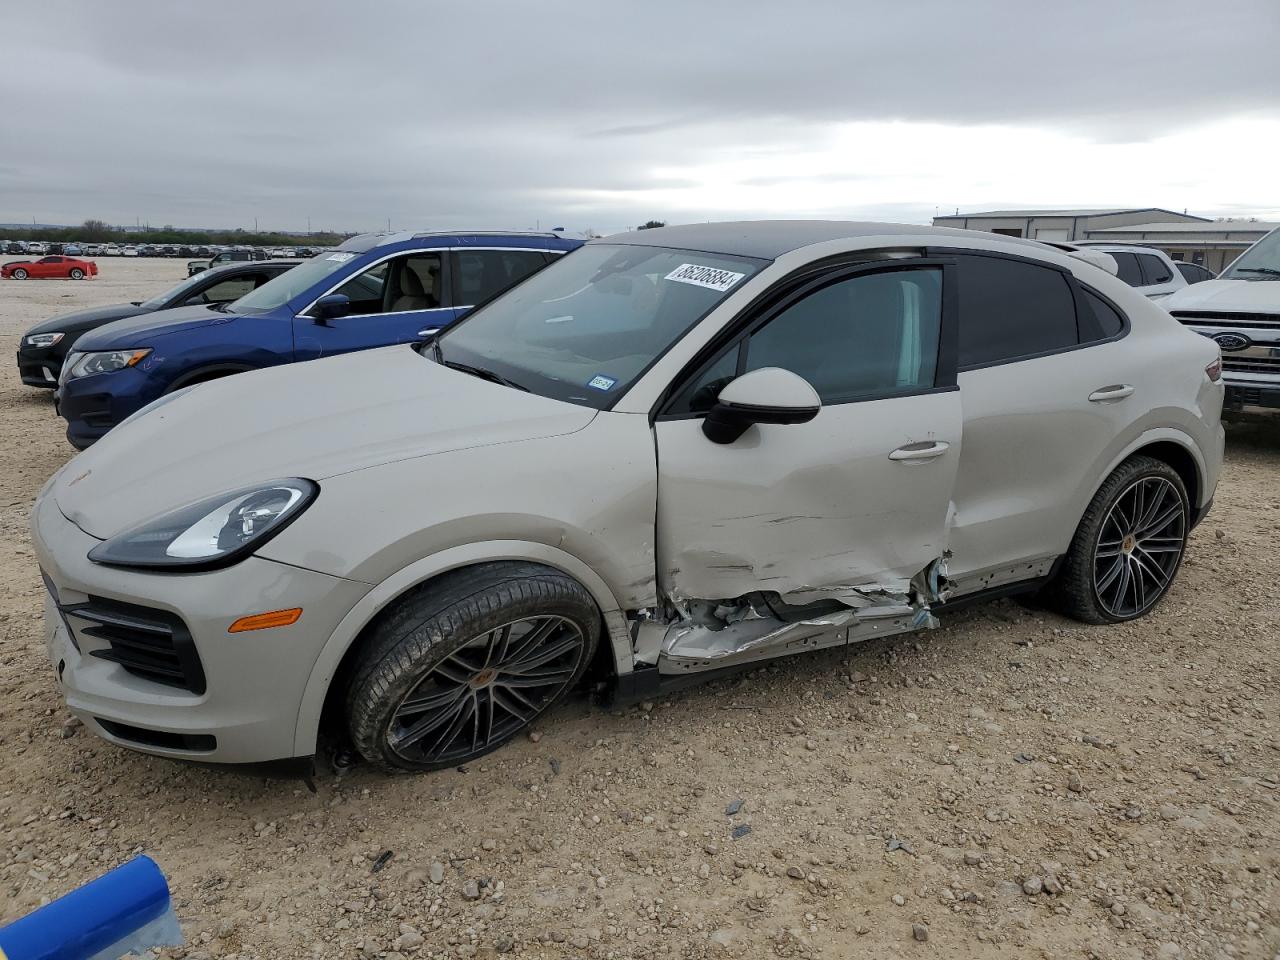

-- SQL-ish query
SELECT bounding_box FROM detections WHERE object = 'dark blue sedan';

[56,231,582,448]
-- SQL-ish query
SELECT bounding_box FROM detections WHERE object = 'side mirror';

[312,293,351,324]
[702,367,821,444]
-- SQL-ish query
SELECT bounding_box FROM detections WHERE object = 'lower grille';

[64,596,206,694]
[96,719,216,752]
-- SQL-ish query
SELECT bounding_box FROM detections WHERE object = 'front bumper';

[16,345,63,388]
[56,367,164,449]
[1222,379,1280,418]
[32,491,370,765]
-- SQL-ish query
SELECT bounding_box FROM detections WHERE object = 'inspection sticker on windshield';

[587,374,618,391]
[325,252,356,262]
[664,263,745,292]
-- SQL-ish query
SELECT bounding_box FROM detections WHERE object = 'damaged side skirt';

[636,556,950,675]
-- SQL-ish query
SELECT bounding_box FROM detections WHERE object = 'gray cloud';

[2,0,1276,234]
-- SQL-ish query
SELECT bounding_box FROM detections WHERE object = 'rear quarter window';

[956,256,1078,368]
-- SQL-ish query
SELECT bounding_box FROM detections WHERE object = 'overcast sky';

[2,1,1277,235]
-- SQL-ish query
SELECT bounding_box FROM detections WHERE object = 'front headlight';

[25,331,65,349]
[88,479,318,570]
[63,348,152,382]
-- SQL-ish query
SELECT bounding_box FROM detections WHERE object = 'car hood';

[72,303,231,350]
[51,345,597,539]
[4,259,33,267]
[25,303,155,337]
[1163,278,1280,314]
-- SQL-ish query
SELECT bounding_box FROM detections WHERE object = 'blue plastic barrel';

[0,856,179,960]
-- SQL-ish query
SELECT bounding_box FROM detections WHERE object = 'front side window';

[436,243,765,409]
[957,256,1078,368]
[199,276,260,304]
[452,250,553,306]
[744,268,942,404]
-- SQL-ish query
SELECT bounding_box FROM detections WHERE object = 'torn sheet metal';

[655,555,950,674]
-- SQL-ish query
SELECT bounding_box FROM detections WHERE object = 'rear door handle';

[1088,384,1134,402]
[889,440,950,462]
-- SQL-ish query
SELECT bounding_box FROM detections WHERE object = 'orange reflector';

[228,608,302,633]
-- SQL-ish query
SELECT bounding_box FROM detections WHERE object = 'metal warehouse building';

[932,208,1276,273]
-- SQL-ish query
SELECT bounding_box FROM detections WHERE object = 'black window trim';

[654,254,959,422]
[921,246,1131,374]
[1137,252,1173,286]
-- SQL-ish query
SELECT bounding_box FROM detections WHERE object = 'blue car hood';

[72,303,239,350]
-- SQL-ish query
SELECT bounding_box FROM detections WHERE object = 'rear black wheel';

[69,268,84,280]
[345,562,600,772]
[1052,455,1189,624]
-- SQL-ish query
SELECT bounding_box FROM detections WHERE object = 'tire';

[12,268,27,279]
[1051,455,1189,624]
[69,268,84,280]
[346,562,600,773]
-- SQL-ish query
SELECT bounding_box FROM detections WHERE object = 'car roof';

[593,219,1060,260]
[201,259,301,276]
[338,230,578,254]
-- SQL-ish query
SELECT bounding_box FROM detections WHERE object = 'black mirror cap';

[702,399,820,444]
[312,293,351,323]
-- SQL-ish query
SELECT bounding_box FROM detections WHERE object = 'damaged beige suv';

[33,221,1224,774]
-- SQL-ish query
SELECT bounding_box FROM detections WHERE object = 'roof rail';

[409,229,567,239]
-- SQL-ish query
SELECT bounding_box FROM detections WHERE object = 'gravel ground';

[0,259,1277,960]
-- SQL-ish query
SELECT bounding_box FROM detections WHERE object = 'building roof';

[1088,221,1280,235]
[934,207,1211,222]
[598,219,1042,260]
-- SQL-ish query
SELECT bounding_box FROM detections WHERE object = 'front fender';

[290,539,635,757]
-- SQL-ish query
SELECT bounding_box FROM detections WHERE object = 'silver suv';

[33,221,1224,774]
[1163,226,1280,419]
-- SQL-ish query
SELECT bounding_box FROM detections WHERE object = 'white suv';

[32,221,1224,774]
[1078,243,1187,300]
[1163,226,1280,418]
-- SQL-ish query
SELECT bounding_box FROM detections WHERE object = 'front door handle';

[1088,384,1134,403]
[889,440,950,462]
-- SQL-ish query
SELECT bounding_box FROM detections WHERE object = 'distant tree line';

[0,219,351,247]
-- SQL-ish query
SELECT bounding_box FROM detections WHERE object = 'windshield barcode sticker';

[325,252,356,262]
[587,374,617,391]
[664,263,745,292]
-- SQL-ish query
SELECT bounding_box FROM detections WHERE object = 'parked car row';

[3,240,323,259]
[26,220,1228,778]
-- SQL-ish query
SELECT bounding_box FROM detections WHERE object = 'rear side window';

[1138,254,1172,284]
[957,256,1078,368]
[1109,251,1143,286]
[451,250,550,306]
[1080,289,1125,340]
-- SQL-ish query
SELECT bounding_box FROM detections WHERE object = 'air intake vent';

[65,597,206,694]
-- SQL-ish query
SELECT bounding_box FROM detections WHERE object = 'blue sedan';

[56,231,582,448]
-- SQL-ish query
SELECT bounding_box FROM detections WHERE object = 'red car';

[2,255,98,280]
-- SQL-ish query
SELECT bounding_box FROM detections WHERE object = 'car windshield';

[230,251,362,314]
[1222,228,1280,280]
[434,243,766,408]
[140,272,217,309]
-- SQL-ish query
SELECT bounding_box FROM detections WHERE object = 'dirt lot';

[0,259,1276,960]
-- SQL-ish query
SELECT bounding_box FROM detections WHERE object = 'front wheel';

[69,268,84,280]
[1052,455,1189,624]
[345,562,600,772]
[12,268,28,279]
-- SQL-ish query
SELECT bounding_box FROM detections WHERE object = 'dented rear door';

[653,261,961,608]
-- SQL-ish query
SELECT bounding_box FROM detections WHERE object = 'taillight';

[1205,357,1222,382]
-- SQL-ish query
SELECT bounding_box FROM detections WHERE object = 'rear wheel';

[345,562,600,772]
[69,268,84,280]
[12,268,27,279]
[1052,455,1189,624]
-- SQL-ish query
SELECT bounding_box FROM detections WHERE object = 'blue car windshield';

[231,252,361,314]
[435,243,765,409]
